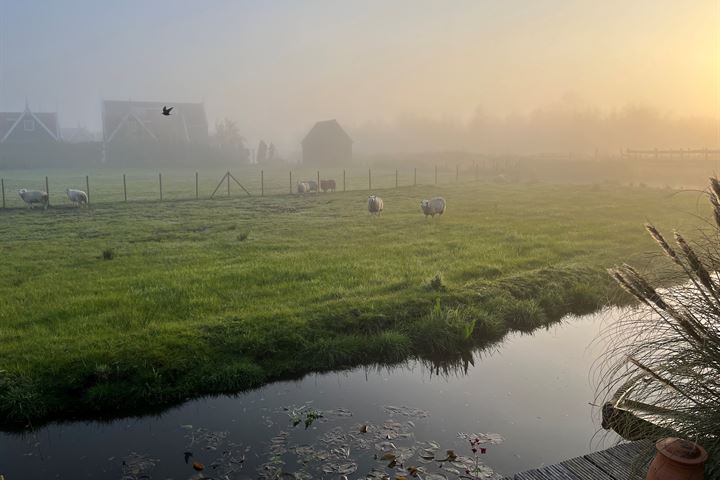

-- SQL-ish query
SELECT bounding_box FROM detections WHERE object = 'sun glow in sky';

[0,0,718,150]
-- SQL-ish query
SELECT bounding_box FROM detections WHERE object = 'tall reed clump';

[599,178,720,475]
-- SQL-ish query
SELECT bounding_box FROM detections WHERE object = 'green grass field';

[0,165,465,207]
[0,180,708,427]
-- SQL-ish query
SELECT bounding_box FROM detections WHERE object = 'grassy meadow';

[0,179,709,427]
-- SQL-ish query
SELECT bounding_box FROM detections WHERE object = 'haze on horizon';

[0,0,718,155]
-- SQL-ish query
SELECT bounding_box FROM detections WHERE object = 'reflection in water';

[0,310,620,479]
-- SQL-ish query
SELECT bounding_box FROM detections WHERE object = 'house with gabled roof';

[102,100,209,145]
[0,101,60,144]
[60,126,99,143]
[301,119,352,166]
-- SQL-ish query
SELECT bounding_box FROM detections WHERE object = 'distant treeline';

[0,142,254,169]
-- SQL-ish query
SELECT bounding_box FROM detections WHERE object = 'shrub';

[599,177,720,475]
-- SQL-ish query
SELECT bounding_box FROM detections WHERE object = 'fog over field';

[3,3,720,478]
[0,0,717,155]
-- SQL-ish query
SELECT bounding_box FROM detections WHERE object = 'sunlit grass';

[0,181,706,426]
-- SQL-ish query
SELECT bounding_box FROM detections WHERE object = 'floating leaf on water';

[366,468,391,479]
[321,462,357,475]
[192,462,204,471]
[360,424,368,433]
[120,452,158,480]
[457,432,504,445]
[336,462,358,474]
[375,441,397,452]
[465,463,496,479]
[330,447,350,458]
[396,446,417,462]
[380,452,397,461]
[424,474,448,480]
[382,406,429,418]
[407,466,421,477]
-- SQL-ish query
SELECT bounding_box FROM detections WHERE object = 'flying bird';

[162,106,174,116]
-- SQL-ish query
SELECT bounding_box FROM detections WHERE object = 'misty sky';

[0,0,718,153]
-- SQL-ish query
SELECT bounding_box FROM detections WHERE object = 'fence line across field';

[0,164,505,208]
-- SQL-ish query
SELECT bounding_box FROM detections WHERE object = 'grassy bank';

[0,182,706,427]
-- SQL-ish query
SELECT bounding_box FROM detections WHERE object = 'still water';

[0,309,620,479]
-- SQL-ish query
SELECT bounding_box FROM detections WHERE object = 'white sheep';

[368,195,384,215]
[297,182,310,194]
[420,197,446,217]
[18,189,49,210]
[66,188,88,207]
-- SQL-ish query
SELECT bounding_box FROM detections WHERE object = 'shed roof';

[302,119,352,146]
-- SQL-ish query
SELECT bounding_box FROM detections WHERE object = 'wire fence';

[0,164,503,209]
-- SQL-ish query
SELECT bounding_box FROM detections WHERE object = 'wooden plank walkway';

[503,441,654,480]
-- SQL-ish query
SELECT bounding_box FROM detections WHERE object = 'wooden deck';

[503,441,653,480]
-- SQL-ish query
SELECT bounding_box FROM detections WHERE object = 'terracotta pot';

[646,437,708,480]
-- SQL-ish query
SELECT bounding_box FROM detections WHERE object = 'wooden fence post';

[261,170,264,197]
[368,168,372,191]
[343,169,346,192]
[159,173,163,201]
[434,166,437,185]
[45,176,50,205]
[317,170,320,194]
[86,175,90,205]
[395,169,398,188]
[123,174,128,202]
[195,172,199,199]
[227,171,230,196]
[1,178,4,208]
[414,167,417,186]
[289,171,293,194]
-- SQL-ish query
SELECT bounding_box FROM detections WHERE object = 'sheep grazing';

[297,182,311,194]
[18,189,49,210]
[367,195,384,215]
[305,180,318,192]
[66,188,88,207]
[420,197,446,217]
[320,179,336,192]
